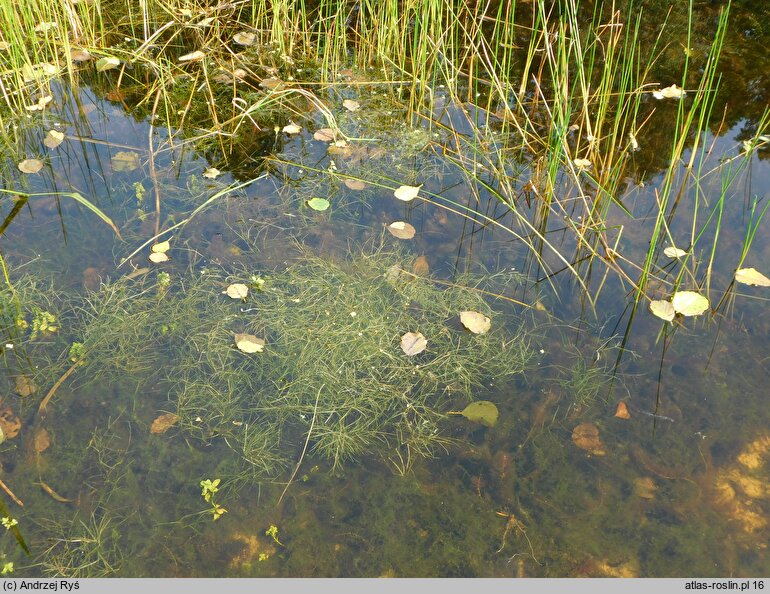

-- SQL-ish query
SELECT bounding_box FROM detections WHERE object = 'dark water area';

[0,2,769,579]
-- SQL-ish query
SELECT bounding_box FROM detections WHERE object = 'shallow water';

[1,4,770,579]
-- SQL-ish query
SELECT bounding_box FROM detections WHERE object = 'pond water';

[0,2,770,578]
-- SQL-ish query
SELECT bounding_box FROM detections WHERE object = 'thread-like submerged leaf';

[671,291,709,317]
[400,331,427,356]
[460,401,499,427]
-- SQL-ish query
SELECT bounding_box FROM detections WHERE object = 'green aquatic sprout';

[69,342,87,363]
[265,524,283,546]
[30,310,58,340]
[200,478,227,521]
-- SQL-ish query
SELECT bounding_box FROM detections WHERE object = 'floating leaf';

[179,50,206,62]
[234,333,265,353]
[18,158,43,174]
[0,406,21,440]
[387,221,416,240]
[573,158,592,170]
[260,77,283,90]
[33,427,51,453]
[34,21,57,33]
[282,123,302,135]
[69,49,92,62]
[151,241,170,253]
[633,477,658,499]
[233,31,256,46]
[112,151,140,172]
[400,331,427,356]
[14,375,38,397]
[460,310,491,335]
[314,128,336,142]
[202,167,221,179]
[95,56,121,71]
[614,401,631,420]
[150,413,180,434]
[663,246,688,259]
[344,179,366,190]
[224,283,249,299]
[649,300,675,322]
[735,268,770,287]
[412,255,430,276]
[44,130,65,148]
[342,99,360,112]
[394,185,421,202]
[306,197,330,211]
[653,84,684,100]
[459,400,499,427]
[572,422,606,456]
[671,291,709,317]
[25,95,53,111]
[149,252,169,263]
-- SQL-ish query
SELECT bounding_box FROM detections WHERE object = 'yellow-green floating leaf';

[400,331,427,356]
[307,197,330,211]
[459,310,491,334]
[235,333,265,353]
[671,291,709,317]
[735,267,770,287]
[460,401,499,427]
[649,300,675,322]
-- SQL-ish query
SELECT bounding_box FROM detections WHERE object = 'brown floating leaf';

[224,283,249,299]
[69,49,92,62]
[314,128,336,142]
[233,31,256,46]
[151,413,180,434]
[344,179,366,191]
[282,123,302,135]
[614,401,631,420]
[459,311,491,335]
[14,375,38,397]
[260,77,283,90]
[18,159,43,174]
[412,255,430,276]
[387,221,416,240]
[234,333,265,354]
[633,476,658,499]
[178,50,206,62]
[571,422,606,456]
[400,331,427,356]
[33,427,51,453]
[342,99,360,112]
[0,406,21,440]
[44,130,65,149]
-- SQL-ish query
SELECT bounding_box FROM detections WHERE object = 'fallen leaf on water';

[149,252,169,263]
[460,310,491,335]
[224,283,249,299]
[412,255,430,276]
[394,185,421,202]
[44,130,65,149]
[112,151,140,172]
[653,84,684,100]
[306,197,330,211]
[735,267,770,287]
[342,99,360,112]
[33,427,51,453]
[614,401,631,419]
[18,159,43,174]
[572,422,606,456]
[69,49,92,62]
[649,299,675,322]
[151,241,170,253]
[313,128,336,142]
[14,375,38,397]
[25,95,53,112]
[34,21,57,33]
[282,123,302,135]
[234,333,265,353]
[233,31,256,46]
[179,50,206,62]
[151,413,180,434]
[0,406,21,440]
[573,158,592,170]
[663,246,688,259]
[458,400,499,427]
[95,56,121,72]
[633,476,658,499]
[671,290,709,317]
[260,77,282,90]
[344,179,366,191]
[400,331,427,356]
[203,167,221,179]
[387,221,416,240]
